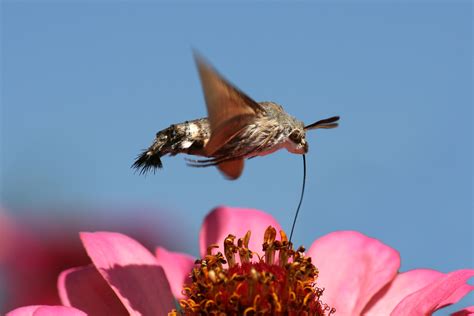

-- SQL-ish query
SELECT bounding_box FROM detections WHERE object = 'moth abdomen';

[132,118,211,175]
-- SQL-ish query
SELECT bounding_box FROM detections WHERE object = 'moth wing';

[204,115,254,156]
[217,159,245,180]
[194,52,263,155]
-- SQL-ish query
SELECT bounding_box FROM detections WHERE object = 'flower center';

[169,226,335,315]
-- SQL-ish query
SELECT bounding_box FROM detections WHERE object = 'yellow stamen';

[169,226,335,315]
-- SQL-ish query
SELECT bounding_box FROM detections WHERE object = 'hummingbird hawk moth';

[133,52,339,180]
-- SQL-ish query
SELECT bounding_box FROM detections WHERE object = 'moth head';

[287,128,309,154]
[285,116,340,154]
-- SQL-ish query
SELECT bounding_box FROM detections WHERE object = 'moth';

[133,52,339,180]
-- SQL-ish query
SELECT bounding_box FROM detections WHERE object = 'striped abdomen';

[132,118,210,174]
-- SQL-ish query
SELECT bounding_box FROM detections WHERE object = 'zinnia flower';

[6,207,474,316]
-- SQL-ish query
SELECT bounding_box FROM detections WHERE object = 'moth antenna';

[289,154,306,243]
[305,116,340,130]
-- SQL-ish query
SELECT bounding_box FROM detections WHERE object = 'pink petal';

[199,206,282,257]
[80,232,174,316]
[6,305,86,316]
[155,247,195,299]
[363,269,443,315]
[58,265,128,315]
[391,269,474,315]
[307,230,400,316]
[452,306,474,316]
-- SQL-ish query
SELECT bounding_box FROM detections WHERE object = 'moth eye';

[289,131,302,143]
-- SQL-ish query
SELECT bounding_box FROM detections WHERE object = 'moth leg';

[185,155,247,168]
[186,161,220,168]
[185,156,231,167]
[184,157,221,164]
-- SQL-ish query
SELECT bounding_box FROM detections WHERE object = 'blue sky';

[1,1,472,312]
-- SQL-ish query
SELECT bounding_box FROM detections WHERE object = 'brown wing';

[217,159,245,180]
[194,51,264,156]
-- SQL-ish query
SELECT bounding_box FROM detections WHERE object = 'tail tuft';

[132,150,163,175]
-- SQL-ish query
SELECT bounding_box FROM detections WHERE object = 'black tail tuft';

[132,150,163,175]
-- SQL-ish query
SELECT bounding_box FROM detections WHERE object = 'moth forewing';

[193,51,264,168]
[204,114,256,156]
[193,51,262,129]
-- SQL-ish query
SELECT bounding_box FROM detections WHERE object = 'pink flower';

[7,207,473,316]
[0,207,178,313]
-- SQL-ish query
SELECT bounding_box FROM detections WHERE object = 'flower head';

[6,207,474,316]
[174,227,334,315]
